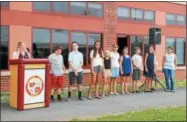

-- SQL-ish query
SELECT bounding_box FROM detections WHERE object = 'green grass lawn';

[1,80,186,103]
[72,106,186,121]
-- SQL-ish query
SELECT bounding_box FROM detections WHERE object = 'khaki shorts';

[104,69,112,78]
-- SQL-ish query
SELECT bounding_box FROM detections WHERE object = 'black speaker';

[149,27,161,45]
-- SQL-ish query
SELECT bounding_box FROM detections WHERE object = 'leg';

[164,69,170,91]
[145,77,148,91]
[102,77,107,97]
[77,72,83,100]
[121,77,125,94]
[113,78,118,94]
[124,76,129,93]
[50,89,55,102]
[110,78,114,94]
[95,73,101,97]
[169,70,175,91]
[88,73,96,99]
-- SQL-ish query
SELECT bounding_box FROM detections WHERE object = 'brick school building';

[0,2,186,92]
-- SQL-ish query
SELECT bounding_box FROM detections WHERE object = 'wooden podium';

[9,59,50,111]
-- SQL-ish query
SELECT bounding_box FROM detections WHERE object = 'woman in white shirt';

[110,44,120,95]
[162,46,177,92]
[88,40,104,100]
[12,42,31,59]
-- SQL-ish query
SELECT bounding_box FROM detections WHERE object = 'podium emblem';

[26,75,44,97]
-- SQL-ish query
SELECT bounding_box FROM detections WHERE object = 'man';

[48,45,65,102]
[66,42,84,101]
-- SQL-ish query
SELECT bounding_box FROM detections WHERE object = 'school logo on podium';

[26,75,44,97]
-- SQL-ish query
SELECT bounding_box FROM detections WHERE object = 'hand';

[120,70,123,75]
[75,71,78,76]
[91,68,96,75]
[145,68,148,72]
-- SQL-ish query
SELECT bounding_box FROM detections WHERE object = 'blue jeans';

[163,69,175,91]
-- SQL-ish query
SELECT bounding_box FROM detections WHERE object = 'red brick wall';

[1,69,186,92]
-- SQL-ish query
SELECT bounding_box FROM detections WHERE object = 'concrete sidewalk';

[1,88,186,121]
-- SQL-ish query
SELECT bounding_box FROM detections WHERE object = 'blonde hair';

[17,42,23,49]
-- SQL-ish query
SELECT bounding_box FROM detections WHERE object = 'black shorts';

[122,73,130,76]
[69,72,83,85]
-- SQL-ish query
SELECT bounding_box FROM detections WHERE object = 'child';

[120,47,132,94]
[132,47,143,93]
[88,40,104,100]
[102,50,111,97]
[67,41,84,101]
[48,45,66,102]
[110,44,120,95]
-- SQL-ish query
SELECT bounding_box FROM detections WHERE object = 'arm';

[61,56,66,70]
[75,53,83,71]
[119,56,123,74]
[144,53,148,71]
[12,51,19,59]
[68,53,76,72]
[174,54,177,69]
[162,55,166,70]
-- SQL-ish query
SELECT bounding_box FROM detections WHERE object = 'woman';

[144,46,157,92]
[120,47,132,94]
[88,40,104,99]
[162,46,177,92]
[110,44,120,95]
[12,42,31,59]
[102,50,111,97]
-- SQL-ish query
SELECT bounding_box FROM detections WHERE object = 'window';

[88,3,103,17]
[166,14,176,25]
[176,38,185,65]
[32,28,50,58]
[1,2,9,7]
[53,2,69,13]
[33,2,51,11]
[71,2,86,15]
[131,36,143,56]
[131,8,143,20]
[176,15,185,26]
[88,33,102,63]
[71,32,86,65]
[52,29,69,67]
[0,26,9,70]
[166,37,186,65]
[144,10,154,21]
[118,7,130,19]
[166,37,176,53]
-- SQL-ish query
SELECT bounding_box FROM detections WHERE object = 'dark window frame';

[32,2,104,19]
[165,36,186,66]
[0,1,9,9]
[117,5,155,24]
[0,25,9,71]
[166,13,186,26]
[31,27,103,68]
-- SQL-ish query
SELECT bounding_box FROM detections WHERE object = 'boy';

[48,45,65,102]
[132,47,143,93]
[66,42,84,101]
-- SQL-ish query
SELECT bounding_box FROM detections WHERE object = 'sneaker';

[105,94,110,97]
[136,90,140,93]
[171,90,175,93]
[65,97,71,102]
[78,97,84,101]
[87,96,93,100]
[94,96,102,99]
[114,93,119,95]
[165,89,170,92]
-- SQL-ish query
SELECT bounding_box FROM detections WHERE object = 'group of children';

[49,40,157,102]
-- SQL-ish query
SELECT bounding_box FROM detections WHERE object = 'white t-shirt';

[132,54,143,69]
[110,52,120,68]
[90,50,103,67]
[68,50,83,72]
[164,53,176,70]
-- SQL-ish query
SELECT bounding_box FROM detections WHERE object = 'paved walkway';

[1,88,186,121]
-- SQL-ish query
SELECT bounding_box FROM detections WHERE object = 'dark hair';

[93,40,103,58]
[26,47,30,53]
[72,41,79,45]
[167,46,173,50]
[54,45,62,51]
[135,47,140,51]
[123,46,128,50]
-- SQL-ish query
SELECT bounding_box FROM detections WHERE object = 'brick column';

[103,2,117,50]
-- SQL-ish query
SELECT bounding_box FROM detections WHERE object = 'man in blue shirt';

[66,42,84,101]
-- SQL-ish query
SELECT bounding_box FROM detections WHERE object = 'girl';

[110,44,120,95]
[162,46,177,92]
[102,50,111,97]
[12,42,31,59]
[88,40,104,99]
[120,47,132,94]
[144,46,157,92]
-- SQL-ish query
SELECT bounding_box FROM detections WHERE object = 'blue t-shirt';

[122,55,132,74]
